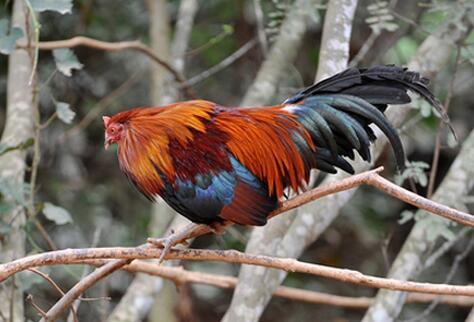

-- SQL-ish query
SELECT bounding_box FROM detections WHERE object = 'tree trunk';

[0,1,36,321]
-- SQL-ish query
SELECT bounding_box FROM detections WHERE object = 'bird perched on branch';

[104,65,451,228]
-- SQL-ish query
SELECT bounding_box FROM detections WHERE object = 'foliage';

[29,0,73,14]
[0,138,34,157]
[42,202,73,225]
[55,101,76,124]
[395,161,430,187]
[0,18,23,55]
[365,1,398,34]
[52,48,84,77]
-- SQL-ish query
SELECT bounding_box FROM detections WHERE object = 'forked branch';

[1,167,472,322]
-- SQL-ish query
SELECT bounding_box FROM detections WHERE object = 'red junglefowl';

[103,65,450,228]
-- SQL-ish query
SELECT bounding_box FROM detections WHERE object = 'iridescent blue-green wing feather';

[160,155,277,226]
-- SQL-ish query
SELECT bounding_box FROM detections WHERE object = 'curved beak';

[104,136,112,150]
[103,116,112,150]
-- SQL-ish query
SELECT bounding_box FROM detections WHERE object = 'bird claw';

[147,236,174,264]
[146,223,212,263]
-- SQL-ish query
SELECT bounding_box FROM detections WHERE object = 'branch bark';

[130,261,474,308]
[10,164,471,321]
[362,131,474,321]
[224,1,358,320]
[0,0,36,320]
[2,247,474,297]
[361,11,474,321]
[77,260,474,308]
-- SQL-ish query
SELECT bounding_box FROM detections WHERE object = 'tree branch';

[39,259,132,322]
[362,133,474,322]
[23,36,197,99]
[81,259,474,308]
[184,38,258,87]
[2,247,474,300]
[146,167,473,250]
[0,165,472,320]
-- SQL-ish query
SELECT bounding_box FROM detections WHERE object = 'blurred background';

[0,0,473,321]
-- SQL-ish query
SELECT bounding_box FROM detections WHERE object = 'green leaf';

[0,138,34,157]
[53,48,83,76]
[43,202,73,225]
[395,161,430,186]
[55,102,76,124]
[30,0,73,14]
[0,19,24,55]
[222,24,234,35]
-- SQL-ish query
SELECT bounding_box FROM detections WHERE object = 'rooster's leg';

[147,222,230,263]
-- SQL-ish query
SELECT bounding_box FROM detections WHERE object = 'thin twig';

[426,45,462,198]
[402,234,474,322]
[61,71,141,143]
[390,9,430,35]
[184,38,257,87]
[20,36,197,99]
[253,0,269,56]
[26,294,47,318]
[23,0,40,86]
[66,228,102,322]
[364,173,474,227]
[423,227,471,271]
[27,268,78,322]
[349,31,380,67]
[39,259,132,322]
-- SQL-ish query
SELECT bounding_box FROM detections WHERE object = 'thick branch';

[61,259,474,308]
[2,247,474,299]
[146,167,473,250]
[0,167,472,320]
[362,133,474,322]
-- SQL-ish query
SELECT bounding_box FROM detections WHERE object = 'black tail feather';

[285,65,453,174]
[285,65,452,128]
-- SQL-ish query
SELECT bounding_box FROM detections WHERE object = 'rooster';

[103,65,450,228]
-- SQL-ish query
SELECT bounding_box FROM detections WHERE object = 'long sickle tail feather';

[284,65,453,174]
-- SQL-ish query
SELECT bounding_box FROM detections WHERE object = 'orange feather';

[109,100,314,200]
